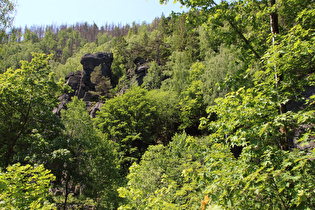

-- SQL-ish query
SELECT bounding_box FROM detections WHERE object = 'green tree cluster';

[52,96,120,209]
[0,53,63,168]
[0,54,121,209]
[116,0,315,208]
[0,163,56,209]
[94,87,180,175]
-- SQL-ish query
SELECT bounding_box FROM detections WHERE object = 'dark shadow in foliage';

[91,64,112,100]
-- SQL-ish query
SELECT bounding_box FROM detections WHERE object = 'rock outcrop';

[127,57,149,86]
[286,86,315,112]
[135,65,149,86]
[54,52,113,117]
[80,52,113,78]
[286,86,315,152]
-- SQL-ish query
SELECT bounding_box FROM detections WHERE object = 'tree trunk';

[270,0,279,35]
[270,0,288,150]
[64,178,69,210]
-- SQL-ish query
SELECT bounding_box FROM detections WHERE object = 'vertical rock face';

[78,52,113,100]
[54,52,113,117]
[127,57,149,86]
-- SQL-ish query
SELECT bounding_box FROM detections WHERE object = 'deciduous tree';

[94,87,159,175]
[0,0,16,43]
[0,163,56,209]
[0,53,63,168]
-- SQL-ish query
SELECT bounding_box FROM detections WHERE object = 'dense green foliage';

[0,163,56,209]
[0,53,63,168]
[1,0,315,209]
[57,97,121,209]
[94,87,180,175]
[118,133,208,209]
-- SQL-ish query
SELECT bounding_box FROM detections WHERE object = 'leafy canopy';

[0,163,56,209]
[0,53,63,168]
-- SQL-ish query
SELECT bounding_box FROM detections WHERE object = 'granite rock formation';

[54,52,113,117]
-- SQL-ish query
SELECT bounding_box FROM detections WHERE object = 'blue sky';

[13,0,188,27]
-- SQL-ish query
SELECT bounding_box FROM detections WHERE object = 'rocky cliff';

[54,52,113,117]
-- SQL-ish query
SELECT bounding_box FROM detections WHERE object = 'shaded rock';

[89,102,103,118]
[135,64,149,86]
[83,91,99,102]
[65,71,74,80]
[126,57,149,86]
[53,52,113,117]
[53,93,71,115]
[117,85,129,96]
[293,124,315,153]
[128,57,149,86]
[80,52,113,79]
[134,57,146,66]
[286,86,315,112]
[286,86,315,152]
[66,71,81,93]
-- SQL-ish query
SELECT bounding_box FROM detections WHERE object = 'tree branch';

[212,1,261,60]
[227,19,261,60]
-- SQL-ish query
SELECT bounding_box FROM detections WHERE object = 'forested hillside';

[0,0,315,209]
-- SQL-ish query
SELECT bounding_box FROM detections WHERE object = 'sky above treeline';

[13,0,188,28]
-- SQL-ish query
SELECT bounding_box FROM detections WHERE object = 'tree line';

[2,20,162,44]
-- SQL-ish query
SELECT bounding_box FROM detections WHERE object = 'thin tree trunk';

[270,0,279,35]
[270,0,288,150]
[64,178,69,210]
[270,0,280,113]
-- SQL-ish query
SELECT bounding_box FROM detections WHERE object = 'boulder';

[286,86,315,112]
[66,71,81,93]
[134,57,146,66]
[89,102,103,118]
[129,57,149,86]
[80,52,113,79]
[135,64,149,86]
